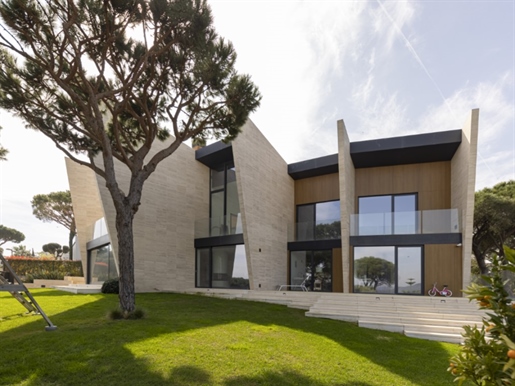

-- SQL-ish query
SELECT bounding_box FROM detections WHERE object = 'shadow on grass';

[0,291,455,385]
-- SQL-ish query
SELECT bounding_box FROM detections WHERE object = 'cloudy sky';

[0,0,513,253]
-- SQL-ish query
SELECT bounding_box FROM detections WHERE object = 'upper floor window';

[210,162,241,236]
[358,194,417,235]
[297,200,341,241]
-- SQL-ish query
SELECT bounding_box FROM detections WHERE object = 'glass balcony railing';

[288,218,341,242]
[195,214,243,239]
[350,209,460,236]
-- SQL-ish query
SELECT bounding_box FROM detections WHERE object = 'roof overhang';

[288,153,339,180]
[195,141,233,168]
[350,129,462,168]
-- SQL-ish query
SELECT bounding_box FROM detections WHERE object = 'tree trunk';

[472,243,489,275]
[68,230,75,261]
[116,205,136,313]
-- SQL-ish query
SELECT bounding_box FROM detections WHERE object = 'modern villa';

[66,109,478,297]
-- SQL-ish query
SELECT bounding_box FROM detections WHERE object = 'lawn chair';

[277,276,308,292]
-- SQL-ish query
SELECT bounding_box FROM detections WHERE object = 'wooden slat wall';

[424,244,462,295]
[332,248,343,292]
[355,162,451,211]
[295,173,340,205]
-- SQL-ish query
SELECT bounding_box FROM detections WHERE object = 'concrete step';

[404,330,464,344]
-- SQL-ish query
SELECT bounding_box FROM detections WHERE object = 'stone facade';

[337,119,355,293]
[451,108,479,291]
[65,158,106,276]
[232,120,294,290]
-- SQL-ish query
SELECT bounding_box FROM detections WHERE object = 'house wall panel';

[93,141,209,292]
[65,159,105,276]
[233,120,294,290]
[294,173,340,205]
[355,161,451,211]
[424,244,462,295]
[332,248,343,292]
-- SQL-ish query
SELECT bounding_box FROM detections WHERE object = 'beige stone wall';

[72,141,209,292]
[337,119,355,293]
[232,120,294,290]
[451,109,479,294]
[65,158,106,276]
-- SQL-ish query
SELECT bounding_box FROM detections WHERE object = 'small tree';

[0,0,260,314]
[0,224,25,246]
[473,181,515,274]
[42,242,70,260]
[449,246,515,384]
[355,256,394,290]
[32,191,76,260]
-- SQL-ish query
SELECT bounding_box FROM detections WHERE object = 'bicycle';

[428,282,452,297]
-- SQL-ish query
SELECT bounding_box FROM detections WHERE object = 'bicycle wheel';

[445,290,453,297]
[428,289,437,297]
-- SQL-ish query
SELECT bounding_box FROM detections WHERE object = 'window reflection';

[88,244,117,284]
[296,200,340,241]
[353,246,422,295]
[196,245,249,289]
[290,250,332,292]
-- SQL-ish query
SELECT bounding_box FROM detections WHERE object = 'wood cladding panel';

[295,173,340,205]
[332,248,343,292]
[424,244,462,295]
[355,162,451,211]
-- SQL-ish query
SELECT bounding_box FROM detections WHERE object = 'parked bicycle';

[428,282,452,297]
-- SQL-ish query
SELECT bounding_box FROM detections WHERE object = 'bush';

[4,257,83,282]
[449,246,515,385]
[101,278,119,294]
[107,307,145,320]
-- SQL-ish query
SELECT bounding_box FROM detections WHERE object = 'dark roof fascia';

[195,141,233,168]
[350,233,462,246]
[288,153,339,180]
[350,129,462,168]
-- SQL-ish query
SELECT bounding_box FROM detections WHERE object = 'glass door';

[396,247,423,295]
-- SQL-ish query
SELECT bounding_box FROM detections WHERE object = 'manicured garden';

[0,290,463,385]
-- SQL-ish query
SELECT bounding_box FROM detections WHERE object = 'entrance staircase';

[183,288,486,344]
[305,293,486,344]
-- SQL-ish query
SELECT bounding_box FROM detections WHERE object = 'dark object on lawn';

[101,278,119,294]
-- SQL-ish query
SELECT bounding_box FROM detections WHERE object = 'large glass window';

[210,163,241,236]
[296,200,340,241]
[358,194,417,235]
[87,244,117,284]
[353,246,422,295]
[196,245,249,289]
[290,250,332,292]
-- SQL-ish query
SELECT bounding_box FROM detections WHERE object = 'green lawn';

[0,290,462,385]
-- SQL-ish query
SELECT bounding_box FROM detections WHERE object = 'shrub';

[4,257,83,282]
[107,307,145,320]
[101,278,119,294]
[449,246,515,385]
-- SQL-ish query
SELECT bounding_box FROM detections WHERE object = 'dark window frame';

[357,193,418,235]
[296,199,341,241]
[352,245,424,295]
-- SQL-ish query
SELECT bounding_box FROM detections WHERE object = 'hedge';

[3,257,83,282]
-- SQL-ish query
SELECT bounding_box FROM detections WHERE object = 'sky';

[0,0,514,254]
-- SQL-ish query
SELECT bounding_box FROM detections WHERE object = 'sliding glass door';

[290,250,332,292]
[353,246,422,295]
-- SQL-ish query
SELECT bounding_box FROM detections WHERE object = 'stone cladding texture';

[451,109,479,293]
[66,158,106,276]
[232,120,294,290]
[337,120,356,293]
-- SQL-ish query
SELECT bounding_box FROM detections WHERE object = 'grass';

[0,290,464,386]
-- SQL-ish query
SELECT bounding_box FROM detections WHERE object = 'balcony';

[289,218,341,242]
[195,214,243,239]
[350,209,460,236]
